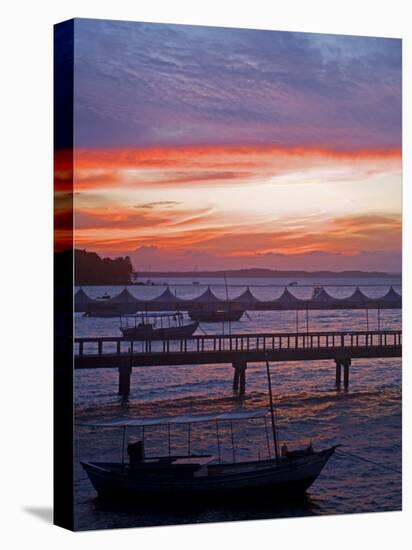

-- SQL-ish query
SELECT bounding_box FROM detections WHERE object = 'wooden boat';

[188,309,244,322]
[81,445,337,502]
[120,312,198,340]
[81,362,338,503]
[188,275,244,322]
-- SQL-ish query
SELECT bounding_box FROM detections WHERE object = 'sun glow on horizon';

[52,144,402,270]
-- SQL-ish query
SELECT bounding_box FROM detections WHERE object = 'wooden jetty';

[73,329,401,397]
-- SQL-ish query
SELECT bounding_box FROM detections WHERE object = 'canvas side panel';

[53,18,74,531]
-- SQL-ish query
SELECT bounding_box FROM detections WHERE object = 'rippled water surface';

[74,277,401,530]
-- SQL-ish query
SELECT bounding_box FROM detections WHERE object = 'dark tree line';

[55,249,134,285]
[75,249,133,284]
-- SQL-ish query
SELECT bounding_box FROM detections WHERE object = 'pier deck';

[73,329,401,396]
[75,329,401,368]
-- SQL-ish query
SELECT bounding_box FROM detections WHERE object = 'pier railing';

[74,329,402,357]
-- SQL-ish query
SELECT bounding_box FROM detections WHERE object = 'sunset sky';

[58,19,402,271]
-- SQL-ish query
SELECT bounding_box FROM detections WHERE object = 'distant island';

[56,249,400,285]
[136,268,400,279]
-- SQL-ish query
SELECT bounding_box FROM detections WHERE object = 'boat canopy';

[311,287,338,302]
[121,312,184,319]
[151,288,178,303]
[74,285,401,311]
[74,288,94,303]
[77,409,269,428]
[341,287,371,303]
[375,286,402,302]
[273,288,302,303]
[232,287,260,303]
[110,288,140,303]
[191,287,222,303]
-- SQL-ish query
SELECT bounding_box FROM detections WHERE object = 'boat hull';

[188,310,244,322]
[120,321,199,340]
[81,447,336,503]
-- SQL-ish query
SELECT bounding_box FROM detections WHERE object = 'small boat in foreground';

[120,312,198,340]
[81,444,337,502]
[81,362,338,503]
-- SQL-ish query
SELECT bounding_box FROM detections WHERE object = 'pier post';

[335,359,342,388]
[239,364,247,395]
[232,361,247,394]
[232,364,240,391]
[118,364,132,397]
[343,358,351,390]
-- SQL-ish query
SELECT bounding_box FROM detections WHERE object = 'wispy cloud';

[74,209,401,261]
[66,20,402,272]
[74,19,401,149]
[65,145,401,191]
[136,200,180,209]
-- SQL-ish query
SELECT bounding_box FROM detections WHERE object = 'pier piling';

[118,364,132,397]
[75,329,400,397]
[343,358,351,389]
[239,366,246,395]
[232,366,240,391]
[232,361,247,395]
[335,359,342,388]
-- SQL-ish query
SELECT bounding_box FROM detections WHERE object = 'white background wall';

[0,0,410,548]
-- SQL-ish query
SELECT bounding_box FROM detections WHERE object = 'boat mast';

[224,273,231,335]
[265,360,280,461]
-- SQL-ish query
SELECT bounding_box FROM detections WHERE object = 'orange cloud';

[62,145,401,191]
[54,149,74,192]
[66,144,401,264]
[74,203,214,231]
[73,211,401,259]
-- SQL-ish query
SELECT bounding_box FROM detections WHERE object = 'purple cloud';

[73,19,401,150]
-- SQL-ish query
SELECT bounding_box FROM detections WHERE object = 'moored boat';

[81,362,339,504]
[188,308,244,322]
[120,312,199,339]
[81,444,337,502]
